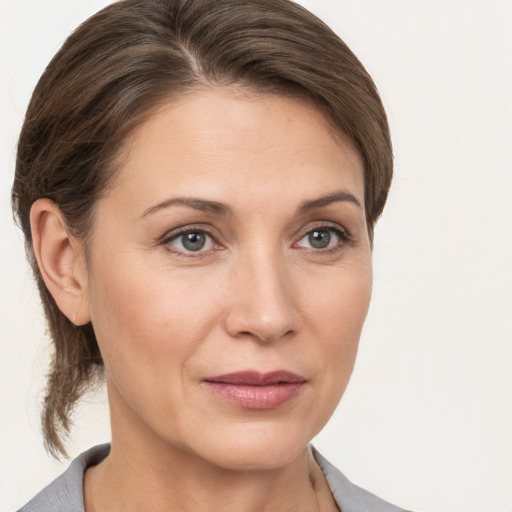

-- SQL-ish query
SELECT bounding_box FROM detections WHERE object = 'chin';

[185,420,318,472]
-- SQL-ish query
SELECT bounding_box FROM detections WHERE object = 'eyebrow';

[140,197,233,218]
[297,191,362,214]
[140,190,361,219]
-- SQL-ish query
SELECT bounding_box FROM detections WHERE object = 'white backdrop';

[1,1,511,511]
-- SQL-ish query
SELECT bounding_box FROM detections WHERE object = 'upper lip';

[204,370,306,386]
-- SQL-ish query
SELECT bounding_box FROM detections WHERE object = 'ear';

[30,199,91,326]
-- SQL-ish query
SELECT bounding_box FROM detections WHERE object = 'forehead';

[105,88,365,214]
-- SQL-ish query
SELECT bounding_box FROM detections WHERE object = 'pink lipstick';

[202,371,306,409]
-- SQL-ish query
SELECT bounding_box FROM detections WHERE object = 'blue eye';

[167,230,214,253]
[297,227,346,250]
[308,230,332,249]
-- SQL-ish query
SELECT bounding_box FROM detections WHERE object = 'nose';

[223,249,298,344]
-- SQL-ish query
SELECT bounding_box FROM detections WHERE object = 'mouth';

[202,371,307,409]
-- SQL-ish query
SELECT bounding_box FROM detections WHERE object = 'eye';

[295,227,347,250]
[166,230,215,253]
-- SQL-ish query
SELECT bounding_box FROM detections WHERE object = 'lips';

[202,371,306,409]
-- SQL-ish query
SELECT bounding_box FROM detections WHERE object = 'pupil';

[183,232,205,251]
[309,230,330,249]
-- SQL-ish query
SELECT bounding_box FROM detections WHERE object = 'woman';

[12,0,410,510]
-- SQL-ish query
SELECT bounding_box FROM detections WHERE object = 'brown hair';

[12,0,392,458]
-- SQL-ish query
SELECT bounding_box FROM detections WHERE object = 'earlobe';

[30,199,91,325]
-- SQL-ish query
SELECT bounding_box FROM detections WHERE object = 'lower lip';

[203,382,305,409]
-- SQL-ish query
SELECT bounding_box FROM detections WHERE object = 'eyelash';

[160,223,352,258]
[160,225,220,258]
[294,223,353,253]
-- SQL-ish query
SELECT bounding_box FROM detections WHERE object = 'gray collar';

[311,446,411,512]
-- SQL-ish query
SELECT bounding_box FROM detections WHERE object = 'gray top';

[18,444,411,512]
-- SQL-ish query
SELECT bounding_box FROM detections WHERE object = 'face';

[83,88,372,470]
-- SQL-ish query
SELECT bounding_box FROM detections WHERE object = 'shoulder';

[17,444,110,512]
[312,447,413,512]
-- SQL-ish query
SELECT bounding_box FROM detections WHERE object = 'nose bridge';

[225,245,297,343]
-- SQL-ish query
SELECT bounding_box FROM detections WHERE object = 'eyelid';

[295,221,351,240]
[159,223,217,243]
[293,222,353,250]
[159,224,223,256]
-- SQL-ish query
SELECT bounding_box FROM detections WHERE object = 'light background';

[1,1,511,511]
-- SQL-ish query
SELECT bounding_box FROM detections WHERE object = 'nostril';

[223,262,298,343]
[232,326,295,345]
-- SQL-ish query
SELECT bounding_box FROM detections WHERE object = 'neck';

[85,442,323,512]
[83,397,335,512]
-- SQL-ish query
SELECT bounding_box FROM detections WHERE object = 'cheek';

[303,261,372,395]
[304,258,372,341]
[85,253,220,382]
[84,258,224,435]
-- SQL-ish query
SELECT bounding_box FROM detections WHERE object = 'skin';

[32,88,372,512]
